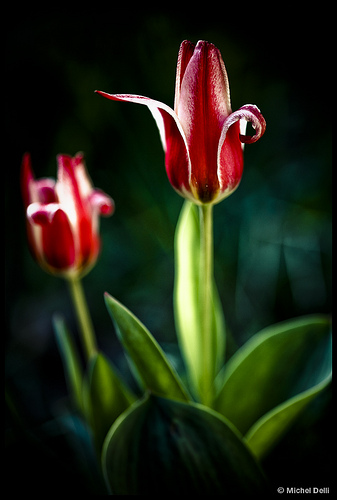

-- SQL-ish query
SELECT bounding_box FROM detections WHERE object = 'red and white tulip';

[97,40,266,204]
[21,152,114,278]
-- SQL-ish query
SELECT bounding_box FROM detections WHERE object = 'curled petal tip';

[89,190,115,216]
[237,104,266,144]
[220,104,266,150]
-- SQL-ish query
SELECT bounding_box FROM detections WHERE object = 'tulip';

[96,40,266,205]
[21,152,114,278]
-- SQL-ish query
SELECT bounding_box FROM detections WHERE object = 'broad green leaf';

[245,369,331,460]
[53,314,84,413]
[102,394,267,495]
[214,315,332,457]
[104,293,190,402]
[84,352,135,452]
[174,201,226,398]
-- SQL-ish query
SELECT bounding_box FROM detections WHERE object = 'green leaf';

[53,314,84,413]
[174,201,226,398]
[102,394,267,495]
[104,293,190,402]
[214,315,332,459]
[84,352,135,452]
[245,370,331,460]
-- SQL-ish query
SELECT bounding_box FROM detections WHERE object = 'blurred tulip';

[21,152,114,278]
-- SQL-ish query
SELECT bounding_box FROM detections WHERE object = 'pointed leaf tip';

[104,293,191,402]
[84,351,135,452]
[53,315,84,414]
[214,315,332,459]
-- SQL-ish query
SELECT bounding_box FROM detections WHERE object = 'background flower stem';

[199,203,214,406]
[67,276,98,361]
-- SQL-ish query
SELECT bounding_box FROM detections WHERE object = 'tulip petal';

[174,40,196,113]
[20,152,35,207]
[78,218,95,268]
[71,152,95,199]
[35,179,58,203]
[220,104,266,146]
[217,120,244,199]
[217,105,266,199]
[95,91,192,198]
[56,154,85,224]
[176,41,232,202]
[95,92,182,152]
[27,202,61,225]
[57,154,96,264]
[42,208,76,270]
[20,153,57,206]
[89,189,115,216]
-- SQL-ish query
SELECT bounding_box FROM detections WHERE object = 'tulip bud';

[21,152,114,278]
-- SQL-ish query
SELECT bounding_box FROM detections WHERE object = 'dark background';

[5,6,332,495]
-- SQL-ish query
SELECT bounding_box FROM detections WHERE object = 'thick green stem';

[67,276,97,361]
[199,203,214,406]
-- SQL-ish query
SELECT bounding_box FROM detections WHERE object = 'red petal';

[41,209,75,270]
[21,153,58,209]
[27,202,60,225]
[176,41,231,203]
[56,154,82,205]
[20,152,35,207]
[57,154,86,209]
[217,105,266,199]
[72,152,95,199]
[222,104,267,145]
[96,91,192,198]
[156,108,191,195]
[174,40,195,113]
[78,215,95,265]
[35,180,58,203]
[89,189,115,216]
[57,154,92,249]
[217,121,244,199]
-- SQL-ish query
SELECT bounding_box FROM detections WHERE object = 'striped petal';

[220,104,267,146]
[95,91,192,198]
[216,105,267,200]
[174,40,196,113]
[41,208,76,271]
[176,41,232,203]
[89,189,115,216]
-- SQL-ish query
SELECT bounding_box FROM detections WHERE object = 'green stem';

[67,276,97,361]
[199,203,214,406]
